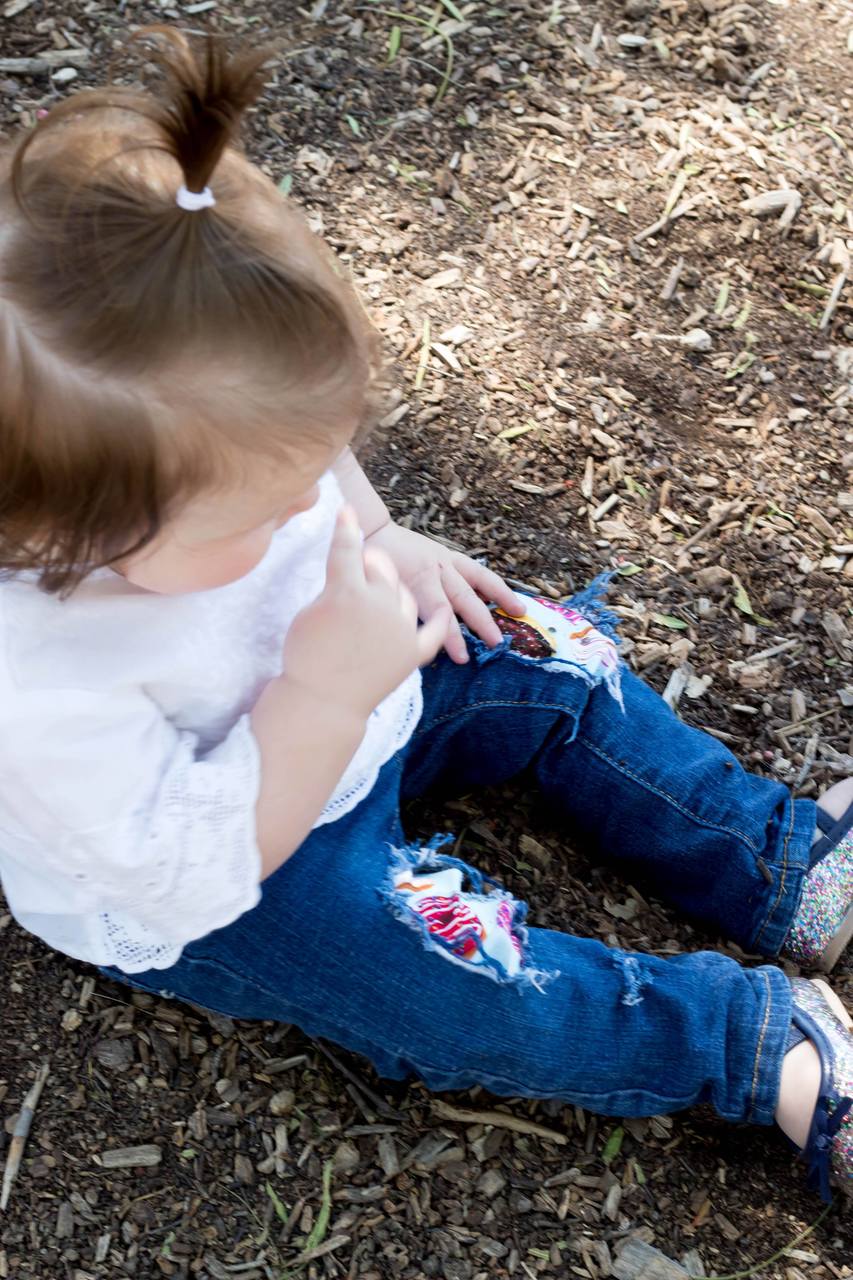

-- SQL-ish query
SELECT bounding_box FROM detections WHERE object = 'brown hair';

[0,28,374,595]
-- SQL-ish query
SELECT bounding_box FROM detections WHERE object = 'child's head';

[0,29,375,595]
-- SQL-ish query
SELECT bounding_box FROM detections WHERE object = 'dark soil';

[0,1,851,1278]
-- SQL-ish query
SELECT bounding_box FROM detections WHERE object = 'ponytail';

[133,27,269,200]
[12,28,269,214]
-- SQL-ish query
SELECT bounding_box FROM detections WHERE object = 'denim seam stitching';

[412,698,581,741]
[753,799,795,950]
[576,736,761,852]
[748,968,774,1122]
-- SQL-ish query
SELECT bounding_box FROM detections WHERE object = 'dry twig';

[432,1099,568,1144]
[1,1061,49,1210]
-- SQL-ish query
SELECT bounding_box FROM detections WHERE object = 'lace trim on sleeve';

[95,715,262,972]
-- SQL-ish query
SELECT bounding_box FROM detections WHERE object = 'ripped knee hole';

[382,839,558,992]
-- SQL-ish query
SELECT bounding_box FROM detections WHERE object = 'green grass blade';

[266,1182,289,1225]
[601,1125,624,1165]
[303,1160,333,1253]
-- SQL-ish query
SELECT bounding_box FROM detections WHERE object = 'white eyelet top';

[0,472,421,972]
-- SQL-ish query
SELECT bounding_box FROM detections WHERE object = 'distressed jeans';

[104,599,816,1127]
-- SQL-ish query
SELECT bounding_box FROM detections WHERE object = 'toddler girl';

[0,31,851,1201]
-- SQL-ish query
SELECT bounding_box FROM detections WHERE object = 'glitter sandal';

[784,798,853,972]
[789,978,853,1201]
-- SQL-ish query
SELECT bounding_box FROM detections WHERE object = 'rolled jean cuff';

[745,964,795,1125]
[750,796,817,957]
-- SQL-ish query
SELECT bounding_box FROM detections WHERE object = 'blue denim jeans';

[104,609,816,1127]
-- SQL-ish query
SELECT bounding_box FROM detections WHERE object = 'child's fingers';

[406,565,445,620]
[326,507,365,585]
[415,605,452,666]
[363,545,400,590]
[398,582,418,628]
[468,563,526,617]
[406,566,469,662]
[442,566,503,649]
[444,620,471,664]
[398,569,464,663]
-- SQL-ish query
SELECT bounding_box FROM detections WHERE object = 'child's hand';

[363,522,525,664]
[283,508,451,721]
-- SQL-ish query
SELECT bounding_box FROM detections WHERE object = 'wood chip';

[612,1239,689,1279]
[438,323,473,345]
[296,1234,352,1265]
[740,187,801,230]
[591,493,620,522]
[660,256,684,302]
[820,271,848,330]
[431,341,462,372]
[422,267,461,290]
[679,500,746,552]
[520,113,573,140]
[96,1145,162,1169]
[581,456,595,499]
[798,504,836,540]
[432,1100,568,1144]
[633,193,705,244]
[0,48,91,74]
[822,609,849,655]
[662,663,691,711]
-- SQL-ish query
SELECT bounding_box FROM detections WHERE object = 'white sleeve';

[0,685,263,947]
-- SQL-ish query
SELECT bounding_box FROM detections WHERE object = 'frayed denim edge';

[469,631,619,686]
[379,840,559,993]
[565,572,622,643]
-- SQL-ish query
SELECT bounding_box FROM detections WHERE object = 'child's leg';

[405,649,816,957]
[104,763,792,1127]
[536,667,816,957]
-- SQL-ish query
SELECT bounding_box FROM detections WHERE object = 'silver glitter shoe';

[789,978,853,1201]
[784,799,853,972]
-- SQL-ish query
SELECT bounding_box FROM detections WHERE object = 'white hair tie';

[176,183,216,212]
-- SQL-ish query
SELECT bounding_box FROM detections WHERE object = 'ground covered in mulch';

[1,0,852,1277]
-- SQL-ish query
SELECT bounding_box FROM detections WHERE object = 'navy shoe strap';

[790,1003,853,1202]
[809,796,853,870]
